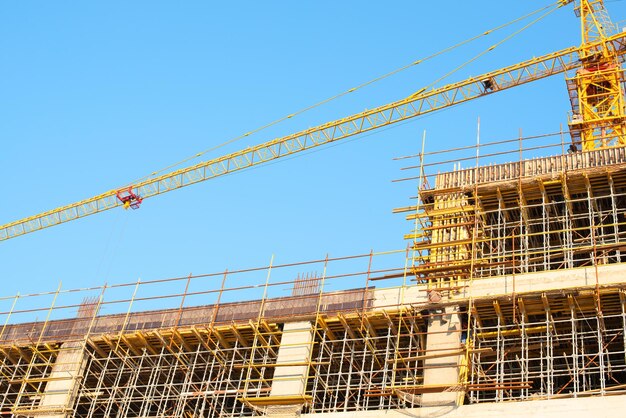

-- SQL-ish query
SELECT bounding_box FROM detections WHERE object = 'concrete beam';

[371,264,626,310]
[301,393,626,418]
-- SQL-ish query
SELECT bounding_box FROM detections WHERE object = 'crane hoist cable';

[419,3,562,97]
[145,3,560,183]
[131,2,559,186]
[175,0,555,187]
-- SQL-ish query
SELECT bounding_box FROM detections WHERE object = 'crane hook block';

[116,187,143,210]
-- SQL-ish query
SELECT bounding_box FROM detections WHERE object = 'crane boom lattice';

[2,29,626,241]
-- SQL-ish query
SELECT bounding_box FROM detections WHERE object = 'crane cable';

[207,2,564,174]
[131,1,562,185]
[422,3,562,94]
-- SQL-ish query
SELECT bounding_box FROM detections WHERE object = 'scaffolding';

[0,250,436,417]
[468,288,626,402]
[395,131,626,289]
[2,132,626,416]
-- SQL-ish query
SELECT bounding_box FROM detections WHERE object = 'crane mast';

[2,1,626,242]
[567,0,626,150]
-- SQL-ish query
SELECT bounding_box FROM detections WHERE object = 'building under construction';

[2,0,626,417]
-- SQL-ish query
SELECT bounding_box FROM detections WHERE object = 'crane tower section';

[567,0,626,150]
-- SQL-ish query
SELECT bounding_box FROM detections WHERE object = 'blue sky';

[2,1,625,317]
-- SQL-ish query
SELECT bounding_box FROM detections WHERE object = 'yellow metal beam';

[568,0,626,150]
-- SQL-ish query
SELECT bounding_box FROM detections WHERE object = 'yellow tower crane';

[1,0,625,242]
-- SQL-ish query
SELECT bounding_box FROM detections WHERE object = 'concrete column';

[270,321,314,398]
[421,305,463,407]
[38,341,87,418]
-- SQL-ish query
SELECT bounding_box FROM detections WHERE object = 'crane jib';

[2,33,626,242]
